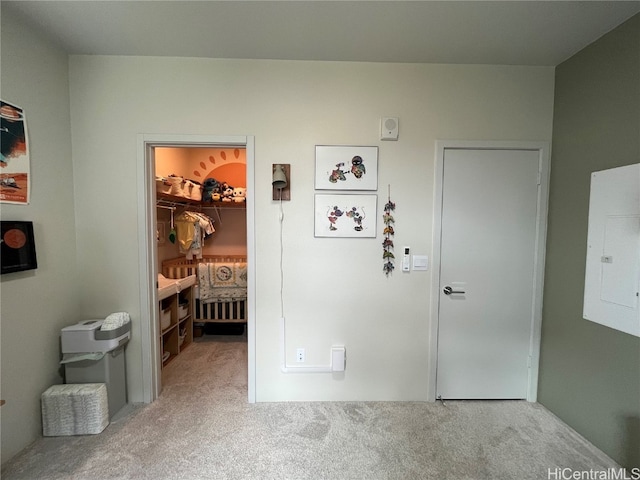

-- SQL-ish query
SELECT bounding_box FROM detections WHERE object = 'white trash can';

[60,319,130,418]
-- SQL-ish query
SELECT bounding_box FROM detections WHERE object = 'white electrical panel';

[583,163,640,337]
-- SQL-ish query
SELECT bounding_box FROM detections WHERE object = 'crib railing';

[162,255,247,279]
[196,298,246,323]
[161,255,248,324]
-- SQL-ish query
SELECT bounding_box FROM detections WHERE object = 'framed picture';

[1,220,37,274]
[314,194,377,238]
[157,222,166,245]
[315,145,378,190]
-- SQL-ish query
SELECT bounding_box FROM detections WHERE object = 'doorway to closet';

[136,134,255,404]
[155,145,248,371]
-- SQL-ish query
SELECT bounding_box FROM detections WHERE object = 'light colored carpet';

[2,332,620,479]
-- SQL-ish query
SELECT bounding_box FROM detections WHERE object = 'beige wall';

[1,12,556,463]
[5,4,638,469]
[1,8,79,463]
[68,55,555,403]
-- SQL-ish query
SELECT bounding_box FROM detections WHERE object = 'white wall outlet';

[331,346,346,372]
[296,348,305,363]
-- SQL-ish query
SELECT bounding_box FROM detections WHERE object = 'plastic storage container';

[64,346,127,419]
[160,307,171,330]
[60,319,131,420]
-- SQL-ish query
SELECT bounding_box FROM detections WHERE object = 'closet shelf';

[156,192,246,210]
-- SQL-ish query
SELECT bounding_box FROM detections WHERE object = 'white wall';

[68,55,555,403]
[1,9,78,463]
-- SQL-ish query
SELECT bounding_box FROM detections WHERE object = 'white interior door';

[436,147,541,399]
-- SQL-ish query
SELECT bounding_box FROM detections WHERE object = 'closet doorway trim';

[137,133,256,404]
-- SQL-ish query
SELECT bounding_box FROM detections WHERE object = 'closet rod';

[157,204,177,211]
[198,205,245,210]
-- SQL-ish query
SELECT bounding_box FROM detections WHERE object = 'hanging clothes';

[175,213,195,252]
[191,212,215,238]
[174,211,215,259]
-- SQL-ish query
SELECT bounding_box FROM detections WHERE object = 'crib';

[162,255,247,324]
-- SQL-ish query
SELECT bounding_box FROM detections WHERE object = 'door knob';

[443,286,465,295]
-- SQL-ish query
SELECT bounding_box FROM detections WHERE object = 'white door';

[436,148,541,399]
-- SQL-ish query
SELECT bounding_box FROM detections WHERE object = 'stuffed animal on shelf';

[221,182,234,202]
[232,187,246,203]
[202,178,219,203]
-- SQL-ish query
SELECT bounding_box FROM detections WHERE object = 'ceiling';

[4,1,640,66]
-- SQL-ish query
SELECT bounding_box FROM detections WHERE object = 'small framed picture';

[157,222,166,245]
[315,145,378,190]
[314,194,377,238]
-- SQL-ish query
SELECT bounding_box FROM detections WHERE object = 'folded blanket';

[199,262,247,288]
[198,262,248,303]
[200,287,247,303]
[101,312,131,331]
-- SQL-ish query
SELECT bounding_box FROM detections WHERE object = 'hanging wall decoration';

[382,185,395,276]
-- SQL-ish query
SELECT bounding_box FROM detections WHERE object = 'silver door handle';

[443,286,465,295]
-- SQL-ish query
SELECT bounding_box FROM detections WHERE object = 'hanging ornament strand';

[383,184,395,276]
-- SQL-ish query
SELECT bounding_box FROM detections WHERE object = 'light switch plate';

[412,255,428,271]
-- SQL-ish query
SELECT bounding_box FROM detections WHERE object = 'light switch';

[412,255,428,271]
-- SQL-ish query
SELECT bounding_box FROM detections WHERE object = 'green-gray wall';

[0,7,79,463]
[539,14,640,469]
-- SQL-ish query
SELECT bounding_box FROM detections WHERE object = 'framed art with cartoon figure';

[314,194,377,238]
[315,146,378,191]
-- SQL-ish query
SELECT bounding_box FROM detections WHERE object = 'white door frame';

[136,134,256,403]
[429,140,550,402]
